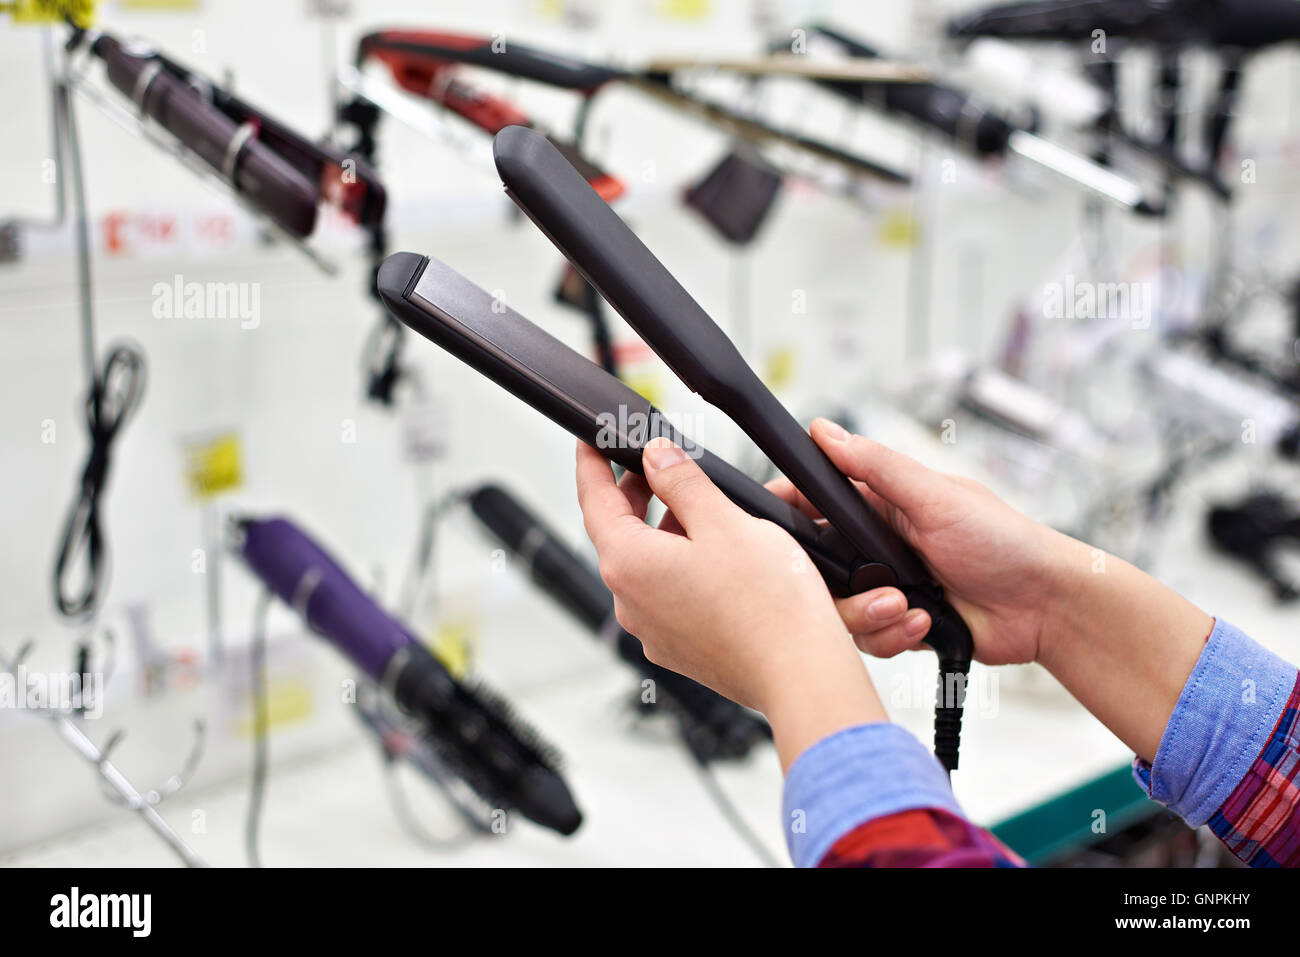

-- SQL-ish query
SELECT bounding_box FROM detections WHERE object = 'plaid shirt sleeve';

[785,621,1299,868]
[818,807,1025,867]
[782,722,1026,867]
[1132,619,1300,867]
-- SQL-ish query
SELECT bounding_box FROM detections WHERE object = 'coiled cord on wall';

[53,345,146,619]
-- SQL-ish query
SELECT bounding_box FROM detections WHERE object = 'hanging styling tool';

[1208,492,1300,600]
[947,0,1300,51]
[73,29,387,240]
[67,26,400,422]
[957,37,1230,197]
[72,26,397,402]
[553,263,620,377]
[376,129,975,773]
[79,32,316,237]
[231,515,583,835]
[683,147,784,246]
[83,28,391,405]
[790,24,1162,215]
[354,31,625,201]
[353,29,911,186]
[1206,53,1244,168]
[467,484,771,763]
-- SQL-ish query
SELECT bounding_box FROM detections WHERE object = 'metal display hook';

[94,719,206,810]
[0,640,207,868]
[351,681,490,847]
[0,28,69,252]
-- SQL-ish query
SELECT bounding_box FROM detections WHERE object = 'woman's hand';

[576,437,887,769]
[771,419,1212,762]
[767,418,1084,667]
[579,420,1213,764]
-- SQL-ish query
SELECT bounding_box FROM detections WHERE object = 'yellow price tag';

[655,0,711,21]
[428,618,477,679]
[183,432,243,500]
[763,345,797,392]
[8,0,96,25]
[235,679,314,737]
[531,0,565,20]
[877,207,918,248]
[119,0,201,9]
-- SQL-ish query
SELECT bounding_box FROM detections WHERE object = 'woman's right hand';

[767,418,1090,667]
[771,418,1213,762]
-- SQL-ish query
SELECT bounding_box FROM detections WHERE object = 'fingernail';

[904,610,929,636]
[818,418,849,442]
[644,438,687,472]
[867,594,905,620]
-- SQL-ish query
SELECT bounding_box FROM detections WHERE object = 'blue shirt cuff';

[1131,618,1298,827]
[781,722,961,868]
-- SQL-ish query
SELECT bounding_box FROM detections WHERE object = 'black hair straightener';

[377,126,975,773]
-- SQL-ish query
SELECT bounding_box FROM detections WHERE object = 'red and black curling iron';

[355,30,624,202]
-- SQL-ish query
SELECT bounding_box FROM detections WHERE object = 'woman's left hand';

[575,437,889,768]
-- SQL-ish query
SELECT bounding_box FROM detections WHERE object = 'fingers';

[641,437,742,538]
[618,469,654,522]
[852,609,931,658]
[833,587,930,659]
[765,477,824,522]
[767,453,895,526]
[810,418,943,515]
[834,586,909,634]
[577,441,687,598]
[575,441,648,552]
[657,508,686,538]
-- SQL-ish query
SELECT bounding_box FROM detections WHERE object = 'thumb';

[642,437,740,537]
[810,418,942,515]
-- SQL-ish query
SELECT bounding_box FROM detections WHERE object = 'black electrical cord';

[905,586,973,776]
[52,346,146,620]
[363,313,406,406]
[552,265,619,376]
[934,657,969,777]
[343,101,406,410]
[362,236,406,406]
[245,588,272,868]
